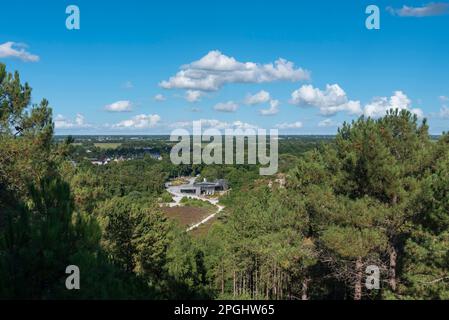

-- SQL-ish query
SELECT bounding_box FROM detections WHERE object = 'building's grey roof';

[194,180,227,187]
[178,179,228,189]
[194,182,217,187]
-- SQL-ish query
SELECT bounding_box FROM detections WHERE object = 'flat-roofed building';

[179,179,228,196]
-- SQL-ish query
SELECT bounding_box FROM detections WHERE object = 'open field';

[162,206,212,228]
[93,142,122,149]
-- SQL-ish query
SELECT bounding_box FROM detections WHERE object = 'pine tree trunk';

[255,268,258,299]
[280,272,283,299]
[392,194,398,205]
[389,194,398,292]
[221,265,224,295]
[273,264,277,300]
[233,270,236,297]
[301,277,310,300]
[265,270,271,300]
[266,283,269,299]
[389,245,397,292]
[354,257,363,300]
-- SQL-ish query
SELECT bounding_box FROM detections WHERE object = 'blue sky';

[1,0,448,134]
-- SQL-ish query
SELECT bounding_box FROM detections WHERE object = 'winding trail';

[165,177,225,232]
[186,204,224,232]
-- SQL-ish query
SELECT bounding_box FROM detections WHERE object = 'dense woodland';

[1,63,448,299]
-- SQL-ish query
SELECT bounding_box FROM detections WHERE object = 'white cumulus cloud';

[154,94,166,101]
[104,100,133,112]
[275,121,303,129]
[214,101,239,113]
[113,114,161,129]
[169,119,258,131]
[230,120,259,130]
[185,90,203,102]
[260,99,280,116]
[0,42,39,62]
[291,84,362,116]
[160,50,310,92]
[292,84,423,119]
[363,91,424,118]
[245,90,271,105]
[318,118,338,127]
[439,105,449,118]
[54,114,91,129]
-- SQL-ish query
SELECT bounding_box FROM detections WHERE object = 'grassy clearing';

[93,142,122,149]
[180,197,215,211]
[170,178,190,186]
[190,216,217,237]
[162,206,211,227]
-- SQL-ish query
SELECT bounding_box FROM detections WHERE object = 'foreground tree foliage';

[0,63,209,299]
[203,186,316,299]
[1,63,448,299]
[203,110,449,300]
[400,145,449,299]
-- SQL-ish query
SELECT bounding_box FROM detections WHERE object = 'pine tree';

[400,148,449,298]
